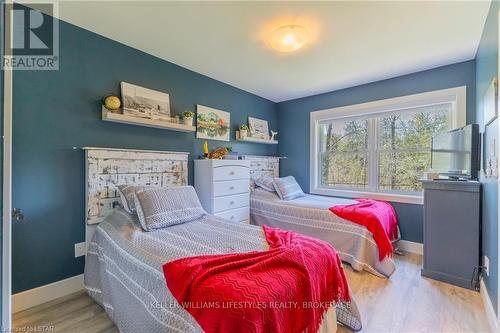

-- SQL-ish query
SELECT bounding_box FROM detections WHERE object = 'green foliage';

[321,119,368,188]
[239,124,249,130]
[182,110,194,118]
[321,110,449,193]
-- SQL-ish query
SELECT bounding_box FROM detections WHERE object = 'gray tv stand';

[421,179,481,290]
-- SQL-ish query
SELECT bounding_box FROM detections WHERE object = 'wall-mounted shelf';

[102,106,195,133]
[236,137,278,145]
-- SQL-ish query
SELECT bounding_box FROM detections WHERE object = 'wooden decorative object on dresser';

[194,159,250,223]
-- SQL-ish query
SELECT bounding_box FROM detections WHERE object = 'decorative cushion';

[272,176,305,201]
[134,186,206,231]
[116,185,155,214]
[255,176,276,192]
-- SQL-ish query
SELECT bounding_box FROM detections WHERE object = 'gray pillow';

[134,186,206,231]
[255,176,275,192]
[273,176,305,201]
[116,185,156,214]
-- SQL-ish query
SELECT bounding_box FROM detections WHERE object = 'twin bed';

[83,148,395,333]
[245,155,396,278]
[251,189,396,277]
[85,208,361,332]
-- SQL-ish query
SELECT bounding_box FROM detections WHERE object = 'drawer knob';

[230,216,235,220]
[229,186,235,190]
[230,201,235,205]
[229,171,235,175]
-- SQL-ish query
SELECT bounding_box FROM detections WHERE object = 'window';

[319,118,369,190]
[310,87,466,204]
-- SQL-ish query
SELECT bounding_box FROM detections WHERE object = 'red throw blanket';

[162,225,350,333]
[329,199,398,261]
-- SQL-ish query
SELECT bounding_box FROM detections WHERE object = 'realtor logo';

[2,1,59,70]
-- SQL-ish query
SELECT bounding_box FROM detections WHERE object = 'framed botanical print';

[196,104,230,142]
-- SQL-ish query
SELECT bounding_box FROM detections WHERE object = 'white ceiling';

[50,1,490,102]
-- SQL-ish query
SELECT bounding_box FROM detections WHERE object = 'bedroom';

[0,0,499,332]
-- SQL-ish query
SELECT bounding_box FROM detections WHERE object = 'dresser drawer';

[213,193,249,212]
[213,165,249,181]
[213,180,249,197]
[215,207,249,223]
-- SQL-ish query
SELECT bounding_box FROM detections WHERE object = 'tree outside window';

[319,104,451,194]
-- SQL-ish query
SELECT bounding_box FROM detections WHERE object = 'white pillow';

[116,185,156,213]
[272,176,305,201]
[255,176,275,192]
[134,186,206,231]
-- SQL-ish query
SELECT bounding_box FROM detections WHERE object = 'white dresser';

[194,159,250,223]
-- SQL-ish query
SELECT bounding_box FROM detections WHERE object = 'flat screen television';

[431,124,480,180]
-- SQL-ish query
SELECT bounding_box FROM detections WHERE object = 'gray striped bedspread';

[84,208,361,332]
[250,189,397,278]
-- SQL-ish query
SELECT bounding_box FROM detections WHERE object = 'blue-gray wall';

[12,18,278,293]
[276,60,477,243]
[475,0,498,315]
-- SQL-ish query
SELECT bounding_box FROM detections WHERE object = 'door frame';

[498,7,500,331]
[2,0,12,329]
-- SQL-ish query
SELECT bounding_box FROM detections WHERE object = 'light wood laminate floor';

[13,253,490,333]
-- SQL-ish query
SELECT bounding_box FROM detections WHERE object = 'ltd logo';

[2,2,59,70]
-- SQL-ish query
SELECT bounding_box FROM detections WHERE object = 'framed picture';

[483,78,497,126]
[196,105,230,142]
[484,124,498,178]
[248,117,269,139]
[120,82,171,120]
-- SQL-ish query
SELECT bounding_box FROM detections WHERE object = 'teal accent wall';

[12,17,277,293]
[475,0,499,315]
[276,60,477,243]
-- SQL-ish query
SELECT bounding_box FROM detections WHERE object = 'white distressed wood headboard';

[84,147,189,225]
[241,155,280,185]
[84,147,189,248]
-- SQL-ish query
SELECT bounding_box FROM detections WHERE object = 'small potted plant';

[239,124,249,138]
[182,110,194,126]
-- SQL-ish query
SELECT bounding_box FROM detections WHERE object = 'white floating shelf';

[102,106,195,133]
[236,137,278,145]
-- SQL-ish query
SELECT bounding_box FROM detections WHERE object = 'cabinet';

[194,160,250,223]
[421,180,481,290]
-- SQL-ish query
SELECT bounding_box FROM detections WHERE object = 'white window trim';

[310,86,467,205]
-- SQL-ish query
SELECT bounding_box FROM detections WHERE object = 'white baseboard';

[12,274,84,313]
[480,279,499,333]
[397,240,423,255]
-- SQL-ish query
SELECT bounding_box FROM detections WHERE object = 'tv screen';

[431,124,479,179]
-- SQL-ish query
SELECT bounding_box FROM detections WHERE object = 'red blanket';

[329,199,398,261]
[162,225,350,333]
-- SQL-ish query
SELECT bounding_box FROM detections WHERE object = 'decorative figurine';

[203,141,209,159]
[270,130,278,141]
[209,147,229,160]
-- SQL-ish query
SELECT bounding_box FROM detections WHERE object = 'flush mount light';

[269,25,309,53]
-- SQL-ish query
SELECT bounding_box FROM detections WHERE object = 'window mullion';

[368,118,378,192]
[374,118,380,193]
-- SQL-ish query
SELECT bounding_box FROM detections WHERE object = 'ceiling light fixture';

[269,25,309,53]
